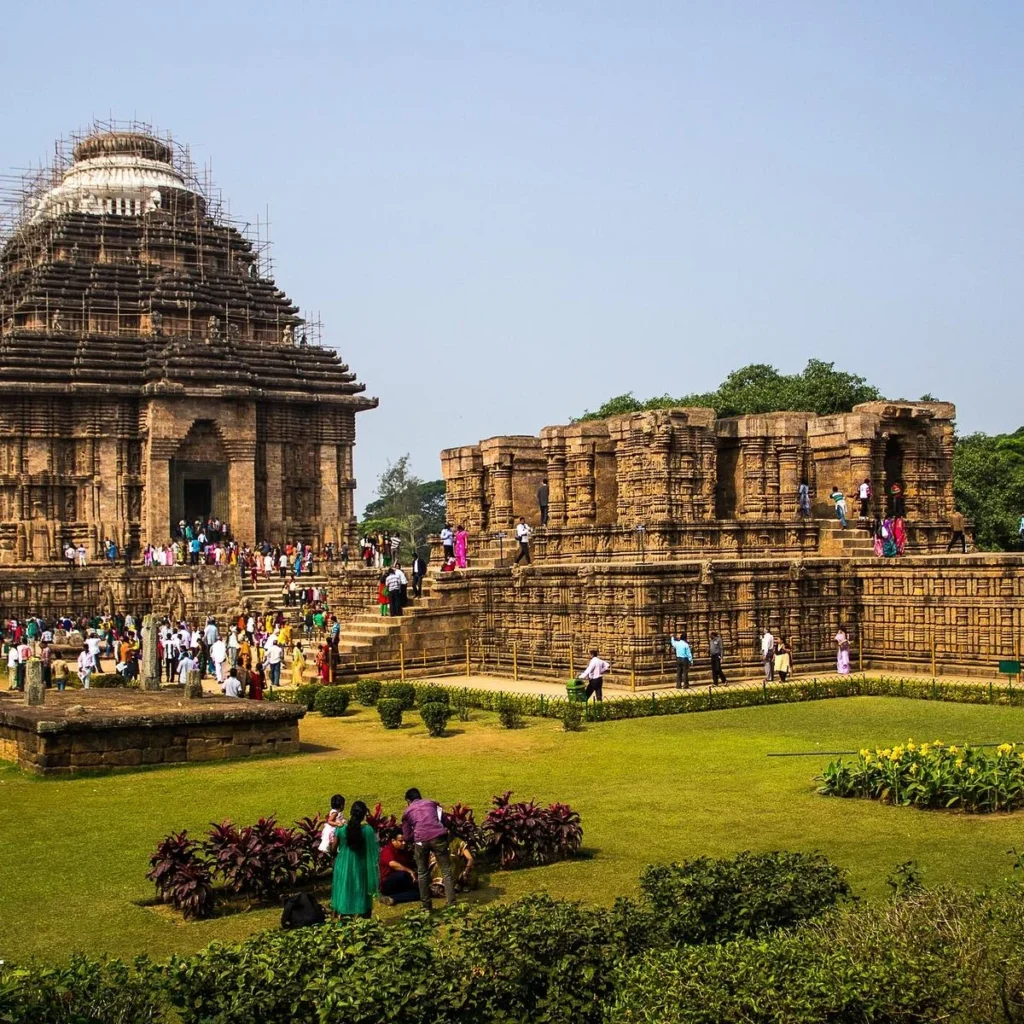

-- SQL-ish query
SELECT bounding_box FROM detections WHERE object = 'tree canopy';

[953,429,1024,551]
[359,455,446,559]
[574,359,884,421]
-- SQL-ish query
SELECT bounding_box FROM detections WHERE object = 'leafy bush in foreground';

[313,685,350,716]
[355,678,382,706]
[377,697,403,729]
[380,680,416,710]
[819,739,1024,812]
[419,701,451,737]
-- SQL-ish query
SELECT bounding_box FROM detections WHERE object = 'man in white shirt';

[177,651,197,687]
[7,643,21,690]
[440,525,454,562]
[265,640,283,687]
[85,632,103,671]
[77,644,95,688]
[761,628,775,682]
[227,627,240,669]
[203,619,218,647]
[221,668,243,697]
[577,649,610,703]
[210,636,227,682]
[857,479,872,520]
[514,517,532,565]
[386,568,403,618]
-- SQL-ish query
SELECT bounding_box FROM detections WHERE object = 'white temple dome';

[29,131,193,223]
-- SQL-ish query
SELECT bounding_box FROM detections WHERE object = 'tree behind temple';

[360,455,446,559]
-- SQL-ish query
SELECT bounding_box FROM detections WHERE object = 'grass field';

[3,696,1024,963]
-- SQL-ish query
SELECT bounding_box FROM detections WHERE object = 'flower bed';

[147,792,582,919]
[818,740,1024,812]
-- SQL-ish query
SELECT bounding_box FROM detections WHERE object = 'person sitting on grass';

[431,837,477,895]
[377,834,420,905]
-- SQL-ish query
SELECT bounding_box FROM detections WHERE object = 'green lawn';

[2,697,1024,962]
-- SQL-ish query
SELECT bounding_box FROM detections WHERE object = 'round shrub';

[294,684,321,711]
[88,672,129,689]
[419,702,451,738]
[377,698,403,730]
[356,679,382,706]
[417,683,450,707]
[313,686,350,717]
[497,697,524,730]
[561,700,583,732]
[380,680,416,710]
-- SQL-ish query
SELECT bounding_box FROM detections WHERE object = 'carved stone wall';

[442,402,957,559]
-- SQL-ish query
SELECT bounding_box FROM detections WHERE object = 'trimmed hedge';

[419,701,451,737]
[380,680,416,710]
[85,672,134,689]
[355,679,382,706]
[292,684,321,711]
[377,698,403,729]
[313,686,350,717]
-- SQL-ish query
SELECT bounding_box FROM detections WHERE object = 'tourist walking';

[829,485,848,528]
[402,788,455,911]
[77,643,94,688]
[774,639,792,682]
[761,627,775,682]
[798,480,811,519]
[411,552,426,598]
[329,801,380,919]
[670,632,693,689]
[386,567,403,617]
[834,628,851,675]
[709,630,727,685]
[454,526,469,569]
[947,509,967,553]
[514,517,532,565]
[265,638,283,687]
[537,478,549,527]
[440,524,454,562]
[890,481,906,519]
[578,648,610,702]
[858,479,872,520]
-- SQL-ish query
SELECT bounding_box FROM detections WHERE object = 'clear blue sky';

[4,2,1022,510]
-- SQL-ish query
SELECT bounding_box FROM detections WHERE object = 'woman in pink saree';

[834,629,851,675]
[454,525,469,568]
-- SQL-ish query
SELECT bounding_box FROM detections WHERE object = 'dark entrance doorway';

[883,436,904,515]
[183,478,212,524]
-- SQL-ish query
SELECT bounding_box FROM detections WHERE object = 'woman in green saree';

[329,800,379,918]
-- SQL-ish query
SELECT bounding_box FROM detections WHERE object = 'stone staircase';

[333,576,442,660]
[819,519,877,558]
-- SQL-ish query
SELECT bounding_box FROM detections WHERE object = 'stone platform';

[0,689,304,775]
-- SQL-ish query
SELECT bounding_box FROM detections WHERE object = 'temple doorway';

[715,441,740,519]
[183,478,212,523]
[883,436,904,514]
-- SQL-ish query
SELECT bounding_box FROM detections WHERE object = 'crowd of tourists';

[281,788,474,927]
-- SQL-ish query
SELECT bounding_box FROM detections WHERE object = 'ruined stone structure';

[0,126,375,563]
[442,403,957,559]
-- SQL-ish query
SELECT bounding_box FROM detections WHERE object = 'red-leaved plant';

[295,814,332,877]
[365,802,402,844]
[545,802,584,860]
[203,817,303,897]
[482,792,584,867]
[446,802,486,855]
[146,830,215,920]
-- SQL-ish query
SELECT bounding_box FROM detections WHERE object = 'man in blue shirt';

[670,632,693,689]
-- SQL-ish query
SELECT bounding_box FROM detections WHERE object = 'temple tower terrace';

[0,124,376,563]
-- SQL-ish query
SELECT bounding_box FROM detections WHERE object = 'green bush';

[87,672,130,688]
[419,701,451,737]
[377,698,403,729]
[355,679,382,706]
[561,700,584,732]
[380,680,416,710]
[313,686,350,717]
[451,688,471,722]
[0,953,165,1023]
[497,696,523,730]
[417,683,450,707]
[638,851,851,946]
[292,683,321,712]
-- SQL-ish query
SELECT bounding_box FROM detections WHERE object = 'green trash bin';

[566,680,587,703]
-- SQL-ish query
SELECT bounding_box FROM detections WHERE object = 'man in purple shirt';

[401,787,455,910]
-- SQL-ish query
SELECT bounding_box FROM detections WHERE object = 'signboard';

[998,660,1021,676]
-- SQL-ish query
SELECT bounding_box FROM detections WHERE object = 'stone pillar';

[264,441,284,536]
[186,669,204,699]
[319,445,340,542]
[777,444,801,519]
[490,461,514,529]
[25,659,45,705]
[146,457,171,545]
[223,438,257,545]
[567,448,596,526]
[547,453,567,526]
[140,613,160,691]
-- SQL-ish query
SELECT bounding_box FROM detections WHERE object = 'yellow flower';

[933,740,944,747]
[998,743,1013,755]
[955,758,964,769]
[859,749,870,758]
[968,767,976,776]
[920,743,931,754]
[949,745,959,755]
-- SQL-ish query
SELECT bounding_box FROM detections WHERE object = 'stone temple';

[0,126,375,563]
